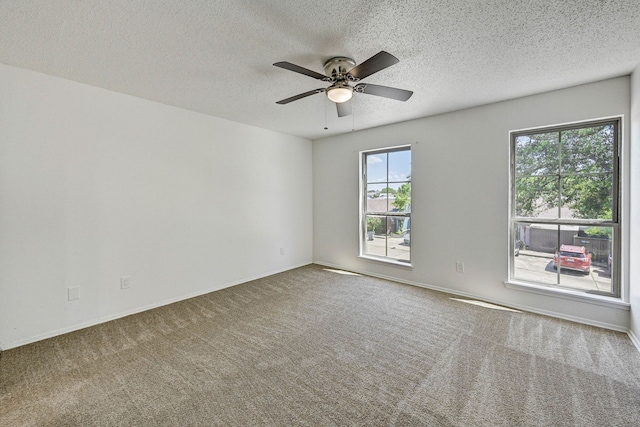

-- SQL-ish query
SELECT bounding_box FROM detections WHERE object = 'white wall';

[313,77,631,331]
[630,68,640,349]
[0,64,313,350]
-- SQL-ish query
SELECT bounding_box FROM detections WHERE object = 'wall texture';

[630,67,640,349]
[0,64,313,349]
[313,77,631,331]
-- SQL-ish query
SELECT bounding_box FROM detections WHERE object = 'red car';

[553,244,592,274]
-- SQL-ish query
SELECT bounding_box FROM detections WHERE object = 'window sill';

[359,255,413,269]
[504,280,629,311]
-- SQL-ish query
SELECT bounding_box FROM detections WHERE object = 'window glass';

[362,146,411,263]
[366,153,387,183]
[510,120,619,297]
[515,132,559,176]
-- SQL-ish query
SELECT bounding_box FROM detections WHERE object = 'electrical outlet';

[121,276,131,289]
[280,247,285,256]
[456,262,465,273]
[68,287,80,301]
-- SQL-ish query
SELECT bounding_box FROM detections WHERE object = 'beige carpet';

[1,264,639,426]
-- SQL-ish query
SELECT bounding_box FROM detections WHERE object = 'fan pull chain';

[324,97,328,130]
[352,97,355,132]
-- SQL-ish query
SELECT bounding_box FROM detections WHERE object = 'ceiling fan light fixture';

[326,84,353,103]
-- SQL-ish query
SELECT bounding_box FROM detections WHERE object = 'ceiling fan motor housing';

[323,57,356,79]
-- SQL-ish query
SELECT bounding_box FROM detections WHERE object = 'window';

[510,119,620,297]
[361,146,411,264]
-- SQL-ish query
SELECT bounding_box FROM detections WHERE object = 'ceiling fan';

[273,51,413,117]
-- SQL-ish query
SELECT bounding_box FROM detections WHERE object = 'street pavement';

[364,237,612,294]
[364,234,410,261]
[515,250,611,293]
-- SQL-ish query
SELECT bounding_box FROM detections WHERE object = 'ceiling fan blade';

[273,61,327,80]
[348,51,399,80]
[336,100,352,117]
[276,89,324,105]
[355,83,413,101]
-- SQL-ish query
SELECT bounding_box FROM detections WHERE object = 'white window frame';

[506,118,626,306]
[359,145,411,266]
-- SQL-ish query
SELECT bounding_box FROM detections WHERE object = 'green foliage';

[583,227,613,239]
[515,125,614,220]
[367,217,384,234]
[392,183,411,212]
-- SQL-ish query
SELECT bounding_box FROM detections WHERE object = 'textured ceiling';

[2,0,640,140]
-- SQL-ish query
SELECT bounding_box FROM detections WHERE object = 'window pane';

[392,182,411,215]
[560,175,613,220]
[366,153,387,184]
[366,183,392,212]
[515,176,559,218]
[513,222,613,293]
[364,215,410,261]
[364,215,387,258]
[386,222,410,262]
[513,223,559,286]
[560,125,614,175]
[388,149,411,183]
[556,225,612,293]
[515,132,559,177]
[365,215,387,256]
[398,217,410,234]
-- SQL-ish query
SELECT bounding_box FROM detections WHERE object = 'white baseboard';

[6,261,637,356]
[314,261,629,334]
[629,329,640,354]
[0,262,311,351]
